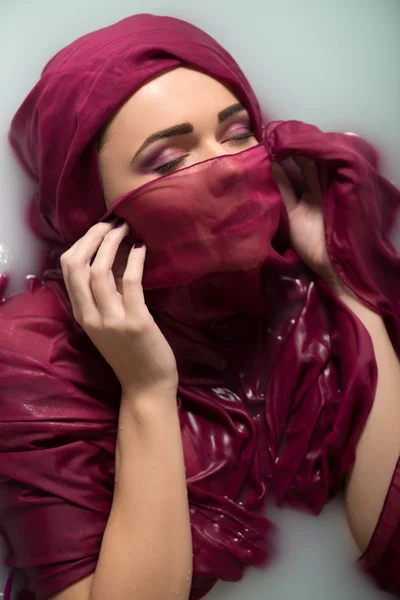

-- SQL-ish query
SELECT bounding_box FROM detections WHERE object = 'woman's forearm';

[340,292,400,552]
[89,393,193,600]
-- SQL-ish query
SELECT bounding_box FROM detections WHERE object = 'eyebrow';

[218,102,245,123]
[131,102,246,161]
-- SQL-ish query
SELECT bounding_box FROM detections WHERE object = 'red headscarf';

[8,13,263,247]
[2,13,400,600]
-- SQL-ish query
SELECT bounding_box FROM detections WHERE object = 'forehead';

[110,67,242,136]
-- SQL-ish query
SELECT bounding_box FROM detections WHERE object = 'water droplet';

[0,243,12,268]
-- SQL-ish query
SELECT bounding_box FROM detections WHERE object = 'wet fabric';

[1,13,400,600]
[100,143,290,326]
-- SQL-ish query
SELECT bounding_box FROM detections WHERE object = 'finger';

[271,162,298,212]
[319,163,329,195]
[61,255,96,323]
[61,220,119,319]
[292,156,323,204]
[280,157,304,197]
[122,243,147,317]
[68,219,119,263]
[89,222,131,316]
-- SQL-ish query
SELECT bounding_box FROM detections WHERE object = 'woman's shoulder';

[1,275,71,317]
[0,276,76,362]
[0,276,119,423]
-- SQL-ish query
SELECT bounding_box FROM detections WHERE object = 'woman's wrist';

[120,387,179,417]
[322,271,355,302]
[321,270,383,325]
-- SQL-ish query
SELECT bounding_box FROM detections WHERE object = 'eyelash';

[153,131,255,174]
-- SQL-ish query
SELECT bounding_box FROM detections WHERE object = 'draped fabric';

[1,13,399,599]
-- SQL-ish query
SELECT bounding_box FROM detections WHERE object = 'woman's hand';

[271,157,347,294]
[60,220,178,399]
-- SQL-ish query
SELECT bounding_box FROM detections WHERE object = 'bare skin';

[97,67,258,295]
[98,67,258,205]
[54,67,400,600]
[53,67,258,600]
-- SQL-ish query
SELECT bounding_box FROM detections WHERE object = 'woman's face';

[98,67,258,209]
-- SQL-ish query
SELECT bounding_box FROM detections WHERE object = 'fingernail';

[134,240,143,249]
[115,219,125,229]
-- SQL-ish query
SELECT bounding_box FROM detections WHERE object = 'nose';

[210,159,243,198]
[198,140,243,198]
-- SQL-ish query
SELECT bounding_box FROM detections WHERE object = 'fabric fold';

[1,13,399,600]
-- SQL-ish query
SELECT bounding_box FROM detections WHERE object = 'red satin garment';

[1,121,400,599]
[1,12,400,600]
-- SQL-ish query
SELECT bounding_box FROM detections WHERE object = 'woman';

[0,13,399,600]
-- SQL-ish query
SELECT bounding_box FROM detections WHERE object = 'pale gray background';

[0,0,399,598]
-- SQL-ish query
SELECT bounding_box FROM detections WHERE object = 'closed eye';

[153,156,187,174]
[225,131,255,143]
[152,129,255,175]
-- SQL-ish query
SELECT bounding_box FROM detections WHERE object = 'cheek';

[103,169,157,210]
[114,181,207,247]
[128,206,196,247]
[98,147,157,208]
[245,137,259,149]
